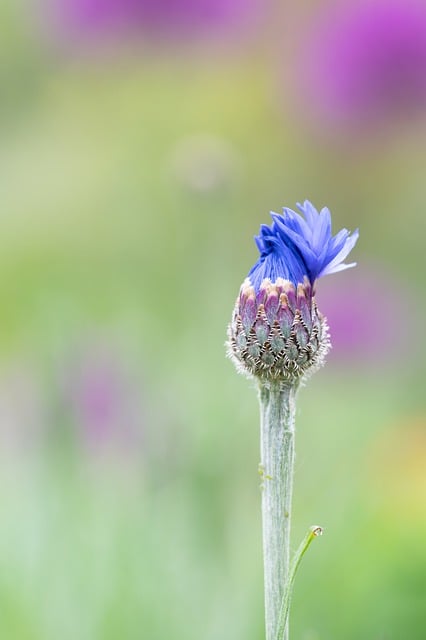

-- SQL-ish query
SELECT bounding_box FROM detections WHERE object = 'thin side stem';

[275,525,324,640]
[258,381,298,640]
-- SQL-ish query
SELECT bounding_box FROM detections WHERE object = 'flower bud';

[227,277,330,382]
[227,200,358,383]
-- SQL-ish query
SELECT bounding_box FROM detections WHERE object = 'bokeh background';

[1,1,425,638]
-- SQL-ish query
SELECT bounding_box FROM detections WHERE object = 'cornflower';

[227,200,358,640]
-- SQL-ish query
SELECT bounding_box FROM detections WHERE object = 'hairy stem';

[258,382,298,640]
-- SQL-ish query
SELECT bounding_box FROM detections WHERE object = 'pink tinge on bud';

[277,294,294,338]
[227,276,330,382]
[256,280,269,307]
[282,281,297,312]
[238,278,252,313]
[297,283,313,331]
[264,285,280,324]
[241,289,257,332]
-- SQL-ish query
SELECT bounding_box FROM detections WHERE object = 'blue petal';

[248,201,358,289]
[319,228,359,276]
[297,200,317,228]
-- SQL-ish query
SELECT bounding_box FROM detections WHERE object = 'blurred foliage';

[0,1,425,639]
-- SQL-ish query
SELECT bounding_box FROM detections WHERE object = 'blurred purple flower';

[63,341,144,454]
[299,0,426,130]
[316,266,413,364]
[53,0,260,41]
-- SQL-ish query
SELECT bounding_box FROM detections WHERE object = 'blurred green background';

[0,1,425,639]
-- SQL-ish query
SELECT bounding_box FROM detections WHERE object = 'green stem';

[275,526,324,640]
[258,382,298,640]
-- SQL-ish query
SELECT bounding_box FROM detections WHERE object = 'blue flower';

[248,200,359,291]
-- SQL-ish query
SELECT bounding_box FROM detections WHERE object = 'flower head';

[227,200,358,383]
